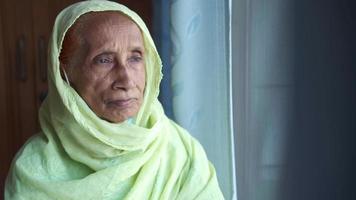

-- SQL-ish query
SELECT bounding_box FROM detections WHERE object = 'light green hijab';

[5,0,224,199]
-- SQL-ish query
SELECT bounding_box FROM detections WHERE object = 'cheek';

[73,70,110,102]
[140,72,146,91]
[139,65,146,91]
[82,65,113,87]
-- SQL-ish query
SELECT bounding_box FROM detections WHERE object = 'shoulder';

[11,133,48,169]
[5,132,92,199]
[5,133,49,199]
[166,119,208,160]
[164,120,224,199]
[164,119,211,178]
[6,133,48,178]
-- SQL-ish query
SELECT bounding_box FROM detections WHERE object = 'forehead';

[77,11,141,33]
[72,11,144,50]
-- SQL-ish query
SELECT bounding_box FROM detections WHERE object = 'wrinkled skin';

[61,12,146,123]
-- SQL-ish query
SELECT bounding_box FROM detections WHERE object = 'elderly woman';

[5,1,224,199]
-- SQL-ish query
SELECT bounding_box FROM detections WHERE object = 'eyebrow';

[130,46,144,55]
[94,51,115,57]
[95,46,144,55]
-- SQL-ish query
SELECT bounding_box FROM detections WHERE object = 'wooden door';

[0,1,38,195]
[0,7,11,197]
[0,1,152,198]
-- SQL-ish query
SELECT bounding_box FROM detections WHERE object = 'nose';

[111,63,135,90]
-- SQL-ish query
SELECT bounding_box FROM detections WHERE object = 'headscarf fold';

[5,0,224,199]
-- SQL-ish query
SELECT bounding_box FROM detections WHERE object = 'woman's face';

[62,12,146,123]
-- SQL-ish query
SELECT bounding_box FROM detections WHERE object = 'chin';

[105,111,137,124]
[103,115,126,123]
[100,101,141,123]
[108,118,125,123]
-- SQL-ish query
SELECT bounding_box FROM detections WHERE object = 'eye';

[98,58,112,63]
[128,55,143,63]
[93,54,114,65]
[128,51,144,64]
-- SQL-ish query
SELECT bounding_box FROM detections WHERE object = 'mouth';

[106,98,136,108]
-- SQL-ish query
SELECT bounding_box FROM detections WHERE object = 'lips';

[106,98,136,107]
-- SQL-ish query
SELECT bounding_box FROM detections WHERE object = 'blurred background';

[0,0,355,200]
[233,0,355,199]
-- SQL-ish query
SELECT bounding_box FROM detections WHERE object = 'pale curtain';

[170,0,236,199]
